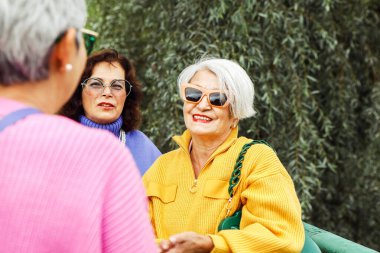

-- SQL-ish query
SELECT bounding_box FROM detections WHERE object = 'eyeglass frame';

[81,28,98,55]
[81,77,133,96]
[180,83,230,108]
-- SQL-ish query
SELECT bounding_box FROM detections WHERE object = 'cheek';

[82,92,96,111]
[117,96,127,110]
[183,102,194,115]
[216,109,233,126]
[182,103,194,126]
[81,93,89,109]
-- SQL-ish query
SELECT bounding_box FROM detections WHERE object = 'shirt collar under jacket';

[172,127,239,159]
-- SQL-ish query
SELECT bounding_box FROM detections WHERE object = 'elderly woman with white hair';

[143,58,305,252]
[0,0,156,252]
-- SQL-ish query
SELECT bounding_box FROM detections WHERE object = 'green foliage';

[87,0,380,249]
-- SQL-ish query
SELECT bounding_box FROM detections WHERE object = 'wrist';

[204,235,214,252]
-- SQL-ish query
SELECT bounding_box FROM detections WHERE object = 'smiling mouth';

[193,115,211,122]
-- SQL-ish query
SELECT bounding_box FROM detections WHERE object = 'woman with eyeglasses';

[0,1,156,252]
[143,58,305,253]
[60,49,161,175]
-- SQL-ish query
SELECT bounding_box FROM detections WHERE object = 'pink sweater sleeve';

[102,146,157,253]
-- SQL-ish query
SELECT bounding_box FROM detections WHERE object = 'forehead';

[189,69,221,90]
[91,61,125,80]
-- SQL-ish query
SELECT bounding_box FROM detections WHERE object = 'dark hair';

[59,49,143,131]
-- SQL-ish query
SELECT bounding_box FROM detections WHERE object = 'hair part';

[59,49,143,132]
[0,0,87,85]
[177,58,256,119]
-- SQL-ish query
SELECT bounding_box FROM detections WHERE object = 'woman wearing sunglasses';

[143,58,305,252]
[60,49,161,175]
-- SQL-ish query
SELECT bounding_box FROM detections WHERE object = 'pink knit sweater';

[0,98,156,252]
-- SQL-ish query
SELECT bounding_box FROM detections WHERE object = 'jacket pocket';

[146,182,177,203]
[203,179,230,199]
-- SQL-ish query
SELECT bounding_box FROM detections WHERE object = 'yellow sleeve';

[209,147,305,253]
[143,162,164,245]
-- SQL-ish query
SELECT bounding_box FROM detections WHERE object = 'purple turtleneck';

[79,115,122,138]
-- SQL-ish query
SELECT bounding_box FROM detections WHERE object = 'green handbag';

[217,208,242,231]
[218,140,267,232]
[217,141,321,253]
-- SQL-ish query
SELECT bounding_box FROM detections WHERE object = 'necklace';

[119,129,126,144]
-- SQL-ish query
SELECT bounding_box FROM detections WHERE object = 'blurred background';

[86,0,379,250]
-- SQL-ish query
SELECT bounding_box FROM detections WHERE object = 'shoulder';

[126,130,154,144]
[152,148,182,164]
[234,136,276,156]
[126,129,161,152]
[26,114,133,163]
[228,136,276,160]
[233,136,283,177]
[126,129,147,138]
[3,113,138,184]
[43,115,120,143]
[143,148,182,180]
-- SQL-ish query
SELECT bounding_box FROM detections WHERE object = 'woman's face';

[82,61,127,124]
[183,69,236,141]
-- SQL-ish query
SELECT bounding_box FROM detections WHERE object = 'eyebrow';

[90,77,120,83]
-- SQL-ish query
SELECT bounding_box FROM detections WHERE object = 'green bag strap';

[226,141,321,253]
[228,140,272,198]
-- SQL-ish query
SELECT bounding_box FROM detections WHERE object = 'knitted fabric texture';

[143,128,305,253]
[79,114,161,175]
[80,115,122,138]
[0,98,156,253]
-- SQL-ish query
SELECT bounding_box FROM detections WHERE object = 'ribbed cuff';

[209,234,230,253]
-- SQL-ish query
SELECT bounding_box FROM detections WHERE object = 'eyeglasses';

[180,83,229,107]
[81,28,98,55]
[81,77,132,96]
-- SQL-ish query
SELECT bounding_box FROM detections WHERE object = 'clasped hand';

[159,232,214,253]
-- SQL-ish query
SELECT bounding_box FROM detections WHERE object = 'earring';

[65,64,73,72]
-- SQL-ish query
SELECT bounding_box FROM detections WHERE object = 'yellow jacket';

[143,128,305,253]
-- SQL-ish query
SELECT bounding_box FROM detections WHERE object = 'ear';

[49,28,78,74]
[231,118,239,129]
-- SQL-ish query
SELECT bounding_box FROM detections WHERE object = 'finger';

[159,240,172,251]
[169,231,196,244]
[169,236,177,244]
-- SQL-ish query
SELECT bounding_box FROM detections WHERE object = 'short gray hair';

[177,58,256,119]
[0,0,87,85]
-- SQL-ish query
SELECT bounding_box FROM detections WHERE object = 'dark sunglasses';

[81,28,98,55]
[181,83,229,107]
[54,28,98,56]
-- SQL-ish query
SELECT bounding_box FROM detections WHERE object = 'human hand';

[159,232,214,253]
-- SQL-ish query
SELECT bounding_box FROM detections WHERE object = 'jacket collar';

[173,127,239,159]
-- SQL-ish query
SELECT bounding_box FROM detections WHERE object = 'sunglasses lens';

[83,33,96,55]
[210,93,228,106]
[185,87,202,102]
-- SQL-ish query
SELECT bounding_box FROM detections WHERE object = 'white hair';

[0,0,87,85]
[177,58,256,119]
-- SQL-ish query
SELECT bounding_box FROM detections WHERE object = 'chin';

[189,128,215,136]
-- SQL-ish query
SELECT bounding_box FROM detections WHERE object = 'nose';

[196,94,211,110]
[102,85,113,96]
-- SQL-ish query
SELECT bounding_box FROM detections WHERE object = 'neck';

[0,79,62,114]
[190,130,232,177]
[80,115,123,138]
